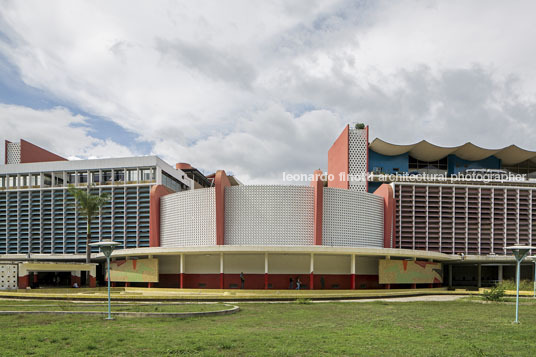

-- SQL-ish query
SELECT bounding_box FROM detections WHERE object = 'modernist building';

[0,140,192,288]
[1,125,535,291]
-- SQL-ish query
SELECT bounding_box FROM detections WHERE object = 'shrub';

[295,298,312,304]
[496,279,533,292]
[355,123,365,130]
[482,286,505,302]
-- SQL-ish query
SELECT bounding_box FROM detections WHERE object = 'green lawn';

[0,300,226,313]
[0,298,535,356]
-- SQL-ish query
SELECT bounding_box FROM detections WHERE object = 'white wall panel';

[356,256,379,275]
[161,188,216,247]
[323,188,383,247]
[268,254,310,274]
[314,255,351,274]
[223,254,264,273]
[157,255,180,274]
[225,186,314,246]
[183,254,219,274]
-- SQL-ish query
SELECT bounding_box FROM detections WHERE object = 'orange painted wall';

[215,170,231,245]
[373,184,395,248]
[327,125,349,189]
[310,169,324,245]
[149,185,174,247]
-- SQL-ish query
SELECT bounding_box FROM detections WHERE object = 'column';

[89,266,97,288]
[385,256,391,289]
[147,255,153,288]
[448,264,453,288]
[351,254,356,290]
[124,257,130,287]
[477,264,481,289]
[309,253,314,290]
[180,253,184,288]
[428,259,434,288]
[498,265,503,283]
[264,252,269,290]
[411,257,416,289]
[220,253,224,289]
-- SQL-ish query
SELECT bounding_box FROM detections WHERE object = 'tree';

[68,185,110,284]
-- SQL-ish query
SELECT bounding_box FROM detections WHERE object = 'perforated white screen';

[160,188,216,247]
[322,187,383,247]
[6,142,21,164]
[348,128,368,192]
[0,264,18,290]
[225,186,314,246]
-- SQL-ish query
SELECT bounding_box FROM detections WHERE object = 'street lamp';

[506,245,536,323]
[89,240,120,320]
[528,256,536,298]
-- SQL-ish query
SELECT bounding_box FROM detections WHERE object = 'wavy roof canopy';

[369,138,536,166]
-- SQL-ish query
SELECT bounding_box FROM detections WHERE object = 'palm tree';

[68,185,110,284]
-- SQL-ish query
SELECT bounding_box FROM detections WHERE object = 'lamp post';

[89,240,120,320]
[529,256,536,298]
[506,245,536,323]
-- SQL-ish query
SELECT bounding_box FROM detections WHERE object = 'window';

[78,172,88,184]
[67,172,76,184]
[31,174,40,187]
[140,168,154,182]
[162,172,184,192]
[102,171,112,183]
[408,156,448,171]
[91,171,100,184]
[114,170,125,182]
[126,169,138,183]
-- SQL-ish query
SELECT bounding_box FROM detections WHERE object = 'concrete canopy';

[369,138,536,166]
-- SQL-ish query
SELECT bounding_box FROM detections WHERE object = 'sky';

[1,0,535,184]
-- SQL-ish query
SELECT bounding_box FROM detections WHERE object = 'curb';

[0,304,240,318]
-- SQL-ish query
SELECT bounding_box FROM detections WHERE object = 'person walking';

[296,277,301,290]
[240,272,245,289]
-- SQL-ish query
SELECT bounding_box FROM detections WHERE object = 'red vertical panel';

[214,170,231,245]
[327,125,349,189]
[149,185,173,247]
[373,184,394,248]
[310,170,324,245]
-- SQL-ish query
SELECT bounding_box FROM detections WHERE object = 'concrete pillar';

[448,264,453,288]
[309,253,314,290]
[264,252,269,290]
[385,256,391,289]
[220,253,224,289]
[89,266,97,288]
[498,265,503,283]
[477,264,482,288]
[18,275,30,289]
[351,254,356,290]
[180,253,184,289]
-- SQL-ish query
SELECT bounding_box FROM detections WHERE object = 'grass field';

[0,298,535,356]
[0,300,227,313]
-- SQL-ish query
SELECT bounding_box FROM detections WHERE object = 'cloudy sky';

[1,0,535,183]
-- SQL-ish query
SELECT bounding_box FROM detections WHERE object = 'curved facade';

[225,186,314,246]
[159,185,384,248]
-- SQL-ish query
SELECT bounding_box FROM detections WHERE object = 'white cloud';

[1,0,536,182]
[0,104,134,161]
